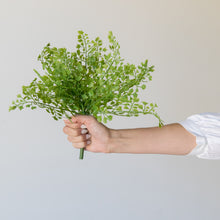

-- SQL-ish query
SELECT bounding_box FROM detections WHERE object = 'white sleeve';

[178,112,220,160]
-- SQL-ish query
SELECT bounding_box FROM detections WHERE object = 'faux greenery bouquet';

[9,30,164,159]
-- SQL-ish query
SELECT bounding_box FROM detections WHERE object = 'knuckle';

[68,135,84,143]
[76,128,82,136]
[69,123,79,129]
[64,127,80,136]
[74,135,85,143]
[71,128,80,136]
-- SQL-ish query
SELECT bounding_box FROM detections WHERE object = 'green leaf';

[141,84,146,89]
[133,98,139,102]
[133,93,138,98]
[138,104,143,109]
[88,90,94,97]
[22,86,27,94]
[76,75,82,81]
[116,106,122,111]
[19,106,24,110]
[53,116,58,121]
[97,115,102,122]
[103,117,107,123]
[107,115,113,121]
[78,30,84,35]
[82,94,88,99]
[9,106,17,111]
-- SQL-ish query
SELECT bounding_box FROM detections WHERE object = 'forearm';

[108,123,197,155]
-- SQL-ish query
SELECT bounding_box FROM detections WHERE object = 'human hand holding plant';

[9,30,164,159]
[63,115,112,154]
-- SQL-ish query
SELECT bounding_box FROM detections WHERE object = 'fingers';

[69,135,91,149]
[63,119,92,149]
[67,133,91,143]
[65,130,91,149]
[63,119,82,129]
[63,126,84,136]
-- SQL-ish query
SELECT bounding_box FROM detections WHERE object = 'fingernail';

[81,129,88,134]
[81,124,87,129]
[87,140,91,145]
[86,134,91,139]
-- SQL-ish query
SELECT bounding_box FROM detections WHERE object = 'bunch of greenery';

[9,30,164,159]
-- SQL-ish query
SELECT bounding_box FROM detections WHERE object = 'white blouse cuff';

[178,119,208,156]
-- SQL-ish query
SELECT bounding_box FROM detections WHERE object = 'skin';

[63,115,197,156]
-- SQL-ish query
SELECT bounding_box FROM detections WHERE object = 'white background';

[0,0,220,219]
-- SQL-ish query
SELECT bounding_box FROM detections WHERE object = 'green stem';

[79,108,90,160]
[79,147,84,160]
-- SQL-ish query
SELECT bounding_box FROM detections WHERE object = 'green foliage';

[9,30,164,127]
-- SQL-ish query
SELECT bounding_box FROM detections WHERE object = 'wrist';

[108,129,122,153]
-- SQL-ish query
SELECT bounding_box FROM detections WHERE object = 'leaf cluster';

[9,30,164,127]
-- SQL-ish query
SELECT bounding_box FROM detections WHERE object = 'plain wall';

[0,0,220,219]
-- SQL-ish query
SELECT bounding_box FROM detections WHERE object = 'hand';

[63,115,112,153]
